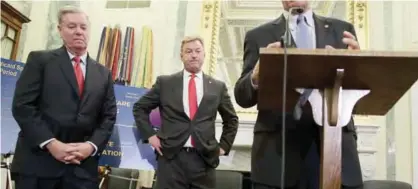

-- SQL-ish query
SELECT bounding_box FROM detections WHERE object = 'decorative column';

[388,1,416,184]
[199,0,221,76]
[346,0,369,49]
[348,0,417,184]
[346,1,388,181]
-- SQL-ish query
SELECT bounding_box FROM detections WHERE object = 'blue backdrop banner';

[0,58,157,170]
[98,85,157,170]
[1,58,25,154]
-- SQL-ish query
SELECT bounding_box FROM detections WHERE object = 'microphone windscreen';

[296,8,304,14]
[290,7,305,14]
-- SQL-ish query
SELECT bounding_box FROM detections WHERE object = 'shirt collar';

[183,69,203,79]
[67,50,88,65]
[284,9,314,28]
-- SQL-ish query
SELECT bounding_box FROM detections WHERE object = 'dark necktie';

[73,56,84,97]
[188,73,198,147]
[294,15,314,120]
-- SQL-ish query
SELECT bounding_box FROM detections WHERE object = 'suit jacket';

[234,14,363,187]
[132,71,238,168]
[11,46,117,180]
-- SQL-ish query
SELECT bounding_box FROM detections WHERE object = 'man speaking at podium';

[234,1,362,189]
[11,6,117,189]
[133,36,238,189]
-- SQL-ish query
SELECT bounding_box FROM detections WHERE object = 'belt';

[182,147,197,152]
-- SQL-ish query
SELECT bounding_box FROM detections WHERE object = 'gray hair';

[57,5,89,24]
[180,36,205,51]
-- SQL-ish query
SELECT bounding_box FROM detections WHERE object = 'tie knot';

[297,15,306,25]
[190,73,196,78]
[73,56,81,64]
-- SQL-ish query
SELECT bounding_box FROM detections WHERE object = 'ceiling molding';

[233,0,284,9]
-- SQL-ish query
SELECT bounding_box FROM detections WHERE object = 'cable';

[280,26,289,189]
[280,7,304,189]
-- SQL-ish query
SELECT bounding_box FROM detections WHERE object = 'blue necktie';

[294,15,314,120]
[295,15,320,189]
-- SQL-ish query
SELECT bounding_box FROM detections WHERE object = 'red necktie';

[73,56,84,97]
[188,73,198,147]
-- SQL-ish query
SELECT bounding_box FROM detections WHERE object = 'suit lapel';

[79,56,97,108]
[272,14,297,47]
[195,74,213,118]
[55,46,80,97]
[314,14,333,48]
[172,72,188,119]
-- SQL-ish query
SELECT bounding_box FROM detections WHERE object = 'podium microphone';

[280,7,304,189]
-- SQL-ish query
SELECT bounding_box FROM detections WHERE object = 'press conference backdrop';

[1,58,25,154]
[0,58,157,170]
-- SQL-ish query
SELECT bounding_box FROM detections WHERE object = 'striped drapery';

[96,25,156,188]
[131,26,153,89]
[96,25,153,88]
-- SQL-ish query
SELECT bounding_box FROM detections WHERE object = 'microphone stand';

[1,152,14,189]
[280,7,303,189]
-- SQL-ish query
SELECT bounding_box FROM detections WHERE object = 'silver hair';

[57,5,89,24]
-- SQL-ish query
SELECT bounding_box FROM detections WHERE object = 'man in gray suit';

[133,36,239,189]
[234,1,362,189]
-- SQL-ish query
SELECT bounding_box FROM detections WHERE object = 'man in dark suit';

[11,6,117,189]
[133,36,239,189]
[234,1,362,189]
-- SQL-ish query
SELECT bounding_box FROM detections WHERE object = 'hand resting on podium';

[250,30,358,89]
[250,41,282,88]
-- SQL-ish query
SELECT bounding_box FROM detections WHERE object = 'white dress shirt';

[182,69,204,147]
[251,9,316,89]
[284,8,316,48]
[67,51,87,78]
[39,51,98,156]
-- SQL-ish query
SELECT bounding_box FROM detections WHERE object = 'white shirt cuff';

[250,72,258,89]
[87,141,98,156]
[39,138,55,149]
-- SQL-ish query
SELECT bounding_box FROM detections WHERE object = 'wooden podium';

[257,48,418,189]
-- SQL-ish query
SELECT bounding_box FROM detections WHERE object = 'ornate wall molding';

[215,119,380,179]
[215,120,255,146]
[346,0,369,49]
[200,0,221,76]
[213,1,371,118]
